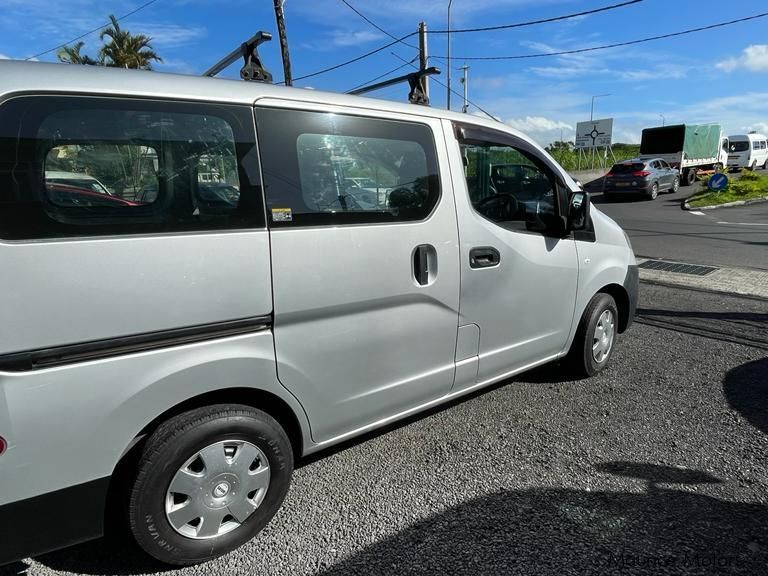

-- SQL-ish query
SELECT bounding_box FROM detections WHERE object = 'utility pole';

[418,22,429,102]
[273,0,292,86]
[447,0,454,110]
[590,93,610,121]
[459,63,469,113]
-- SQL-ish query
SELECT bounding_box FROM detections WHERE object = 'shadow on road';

[6,536,170,576]
[12,463,766,575]
[635,307,768,349]
[637,308,768,323]
[723,357,768,436]
[315,462,767,576]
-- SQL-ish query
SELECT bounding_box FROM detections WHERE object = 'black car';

[603,157,680,200]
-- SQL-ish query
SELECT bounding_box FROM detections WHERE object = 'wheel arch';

[598,283,631,333]
[105,387,306,534]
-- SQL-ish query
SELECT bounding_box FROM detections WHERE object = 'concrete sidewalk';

[637,257,768,300]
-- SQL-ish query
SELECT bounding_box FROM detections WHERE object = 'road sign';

[708,173,728,191]
[575,118,613,149]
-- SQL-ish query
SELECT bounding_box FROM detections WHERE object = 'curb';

[636,258,768,300]
[682,195,768,211]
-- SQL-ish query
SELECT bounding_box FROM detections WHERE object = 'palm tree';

[56,41,101,65]
[99,14,162,69]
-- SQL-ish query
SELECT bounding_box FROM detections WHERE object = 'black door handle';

[470,247,500,269]
[413,244,431,285]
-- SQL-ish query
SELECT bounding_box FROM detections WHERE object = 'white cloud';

[330,30,385,47]
[0,54,9,59]
[130,23,207,48]
[716,44,768,72]
[504,116,574,145]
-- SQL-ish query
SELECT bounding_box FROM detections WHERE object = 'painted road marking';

[716,221,768,226]
[689,211,705,216]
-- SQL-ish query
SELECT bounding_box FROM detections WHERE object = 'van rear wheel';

[567,293,618,378]
[128,405,293,566]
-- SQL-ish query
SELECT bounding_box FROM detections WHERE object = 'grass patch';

[687,170,768,208]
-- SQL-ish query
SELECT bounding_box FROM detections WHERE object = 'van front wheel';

[567,293,619,378]
[128,405,293,566]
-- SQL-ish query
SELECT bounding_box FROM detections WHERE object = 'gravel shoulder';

[5,284,768,576]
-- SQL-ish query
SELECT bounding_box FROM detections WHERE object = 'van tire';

[127,404,293,566]
[567,293,618,378]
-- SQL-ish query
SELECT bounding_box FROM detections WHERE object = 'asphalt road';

[5,283,767,576]
[588,177,768,271]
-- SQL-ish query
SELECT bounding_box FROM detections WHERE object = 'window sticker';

[271,207,293,222]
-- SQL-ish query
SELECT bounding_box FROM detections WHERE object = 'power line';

[435,11,768,60]
[345,57,417,93]
[389,52,497,121]
[25,0,160,61]
[429,0,643,34]
[293,31,417,82]
[339,0,418,48]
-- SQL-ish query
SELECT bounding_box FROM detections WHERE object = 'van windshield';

[730,141,749,152]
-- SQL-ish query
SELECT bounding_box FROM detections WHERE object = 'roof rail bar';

[347,67,440,106]
[203,31,273,83]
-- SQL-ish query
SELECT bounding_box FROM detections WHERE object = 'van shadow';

[316,462,768,576]
[11,462,768,575]
[723,357,768,436]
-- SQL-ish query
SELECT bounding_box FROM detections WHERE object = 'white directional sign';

[575,118,613,149]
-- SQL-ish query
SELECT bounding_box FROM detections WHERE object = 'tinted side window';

[0,96,264,240]
[460,141,559,234]
[255,108,440,227]
[754,141,761,150]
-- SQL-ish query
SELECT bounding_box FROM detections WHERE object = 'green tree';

[99,14,162,69]
[56,15,162,70]
[56,41,101,65]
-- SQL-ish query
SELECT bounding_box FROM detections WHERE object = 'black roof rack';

[203,31,273,83]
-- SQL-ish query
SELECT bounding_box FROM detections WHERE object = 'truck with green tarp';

[639,124,729,186]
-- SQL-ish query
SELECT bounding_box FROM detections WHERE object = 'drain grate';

[638,259,719,276]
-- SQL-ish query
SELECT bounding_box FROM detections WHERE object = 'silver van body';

[0,61,637,564]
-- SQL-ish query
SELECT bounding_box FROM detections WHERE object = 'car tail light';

[632,171,651,177]
[0,436,6,456]
[605,172,615,177]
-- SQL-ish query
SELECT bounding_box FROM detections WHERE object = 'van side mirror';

[567,191,590,231]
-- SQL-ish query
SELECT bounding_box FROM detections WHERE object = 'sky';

[1,0,767,146]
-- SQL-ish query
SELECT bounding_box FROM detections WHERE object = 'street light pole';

[659,114,665,126]
[590,93,610,121]
[447,0,454,110]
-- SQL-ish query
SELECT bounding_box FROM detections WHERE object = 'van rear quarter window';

[0,96,265,240]
[255,107,440,227]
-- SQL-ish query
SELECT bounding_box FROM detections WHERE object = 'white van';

[727,133,768,171]
[0,61,638,566]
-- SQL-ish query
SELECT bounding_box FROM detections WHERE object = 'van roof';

[728,133,767,141]
[0,59,516,135]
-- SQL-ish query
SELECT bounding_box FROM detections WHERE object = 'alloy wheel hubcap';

[165,440,270,539]
[592,309,615,363]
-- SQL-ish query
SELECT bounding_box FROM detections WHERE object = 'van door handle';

[413,244,433,285]
[469,247,500,269]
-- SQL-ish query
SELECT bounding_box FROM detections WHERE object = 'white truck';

[639,123,729,186]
